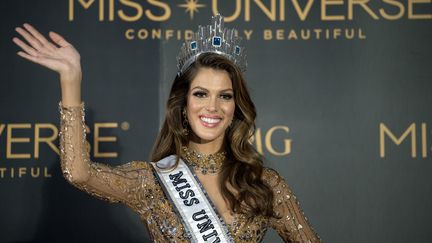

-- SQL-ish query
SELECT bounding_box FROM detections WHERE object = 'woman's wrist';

[60,82,82,107]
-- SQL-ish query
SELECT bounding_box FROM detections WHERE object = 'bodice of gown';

[59,102,321,243]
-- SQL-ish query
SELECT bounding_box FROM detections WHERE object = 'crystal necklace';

[180,146,226,174]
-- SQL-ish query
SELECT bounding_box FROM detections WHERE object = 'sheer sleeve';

[59,101,154,206]
[264,168,322,243]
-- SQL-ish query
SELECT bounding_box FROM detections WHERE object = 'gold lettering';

[69,0,74,21]
[138,29,149,39]
[380,123,416,158]
[0,124,5,137]
[125,28,135,40]
[246,0,277,21]
[94,123,118,158]
[301,29,311,39]
[314,29,322,39]
[45,167,52,178]
[333,28,341,39]
[322,0,345,21]
[7,124,31,159]
[99,0,104,21]
[244,29,253,40]
[185,30,193,40]
[19,167,26,178]
[166,29,174,40]
[146,0,171,21]
[109,0,115,21]
[359,28,366,39]
[408,0,432,19]
[118,0,143,22]
[245,0,250,21]
[264,29,272,40]
[212,0,241,22]
[152,29,162,39]
[276,29,285,40]
[292,0,314,21]
[421,123,427,158]
[346,28,354,39]
[0,168,5,178]
[265,126,291,156]
[348,0,379,20]
[69,0,103,21]
[280,0,285,21]
[31,167,40,177]
[288,29,298,40]
[379,0,405,20]
[34,123,59,158]
[251,128,264,155]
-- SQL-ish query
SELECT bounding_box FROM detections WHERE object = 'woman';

[13,14,321,243]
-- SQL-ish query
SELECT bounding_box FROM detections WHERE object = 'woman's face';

[186,67,235,146]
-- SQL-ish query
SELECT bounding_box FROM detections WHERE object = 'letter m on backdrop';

[379,123,417,158]
[69,0,105,21]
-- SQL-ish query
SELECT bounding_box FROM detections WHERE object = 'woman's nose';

[205,96,219,112]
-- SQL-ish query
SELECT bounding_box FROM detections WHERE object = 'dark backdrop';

[1,1,431,242]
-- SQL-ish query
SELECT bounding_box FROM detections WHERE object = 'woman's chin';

[190,131,224,144]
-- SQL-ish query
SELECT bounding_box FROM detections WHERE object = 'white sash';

[151,155,233,243]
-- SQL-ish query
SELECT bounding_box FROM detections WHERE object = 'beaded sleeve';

[264,169,322,243]
[58,102,153,207]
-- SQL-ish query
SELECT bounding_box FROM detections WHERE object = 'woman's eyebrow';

[190,86,208,92]
[190,86,233,93]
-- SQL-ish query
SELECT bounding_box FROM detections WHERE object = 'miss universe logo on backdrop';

[68,0,431,41]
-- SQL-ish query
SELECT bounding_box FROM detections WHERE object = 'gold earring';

[182,108,189,136]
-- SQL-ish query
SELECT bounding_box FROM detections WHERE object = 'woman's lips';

[199,115,222,128]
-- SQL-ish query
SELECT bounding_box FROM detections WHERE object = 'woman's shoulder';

[261,167,287,188]
[106,160,154,176]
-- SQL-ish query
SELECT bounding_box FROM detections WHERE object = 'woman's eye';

[193,91,207,98]
[220,94,233,100]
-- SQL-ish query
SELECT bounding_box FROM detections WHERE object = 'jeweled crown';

[176,14,247,75]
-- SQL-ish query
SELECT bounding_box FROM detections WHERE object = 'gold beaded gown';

[59,102,322,243]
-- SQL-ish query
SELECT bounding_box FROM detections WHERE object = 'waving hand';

[13,23,82,85]
[13,23,82,105]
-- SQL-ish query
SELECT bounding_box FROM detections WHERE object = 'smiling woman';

[13,13,321,242]
[187,67,235,145]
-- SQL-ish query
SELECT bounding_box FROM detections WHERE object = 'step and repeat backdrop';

[1,1,431,242]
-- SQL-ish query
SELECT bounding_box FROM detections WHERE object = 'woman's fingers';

[13,36,58,70]
[12,36,39,57]
[17,51,41,64]
[48,31,71,48]
[15,26,43,51]
[23,23,56,51]
[17,49,66,72]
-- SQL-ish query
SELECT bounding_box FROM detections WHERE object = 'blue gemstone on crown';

[212,36,221,47]
[235,46,241,55]
[190,41,197,50]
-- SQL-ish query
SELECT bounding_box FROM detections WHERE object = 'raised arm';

[59,101,149,203]
[264,168,322,243]
[13,23,151,205]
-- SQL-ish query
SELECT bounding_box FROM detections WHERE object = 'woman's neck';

[187,140,223,154]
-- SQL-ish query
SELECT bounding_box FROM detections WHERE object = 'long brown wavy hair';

[151,52,275,217]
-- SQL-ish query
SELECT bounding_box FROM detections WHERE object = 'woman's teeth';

[200,116,221,124]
